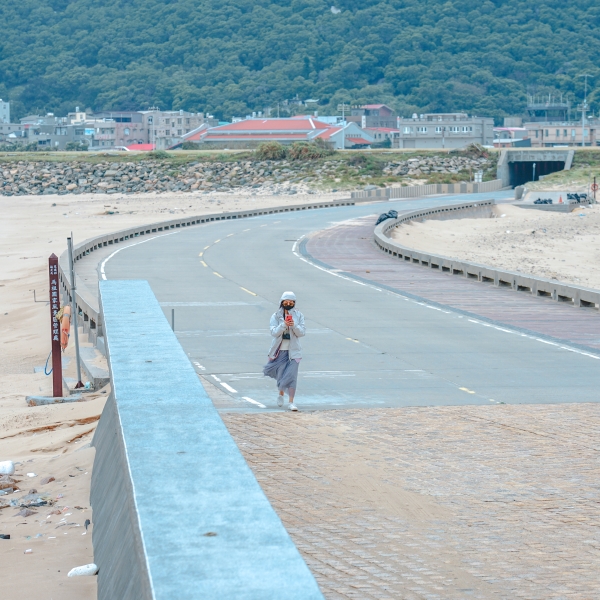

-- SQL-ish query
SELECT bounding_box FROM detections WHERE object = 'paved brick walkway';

[223,404,600,599]
[306,216,600,352]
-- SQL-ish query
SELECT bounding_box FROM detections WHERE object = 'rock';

[0,475,17,490]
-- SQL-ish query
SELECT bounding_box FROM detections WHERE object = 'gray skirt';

[263,351,299,392]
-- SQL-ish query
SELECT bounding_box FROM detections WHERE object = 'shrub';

[147,150,169,159]
[181,141,201,150]
[287,141,333,160]
[255,142,287,160]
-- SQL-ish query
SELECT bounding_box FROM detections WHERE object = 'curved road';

[103,192,600,411]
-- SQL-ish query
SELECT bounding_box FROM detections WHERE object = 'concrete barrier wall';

[374,202,600,310]
[58,199,356,342]
[92,280,324,600]
[351,179,503,200]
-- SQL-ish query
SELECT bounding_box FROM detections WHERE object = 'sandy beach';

[392,203,600,290]
[0,188,349,598]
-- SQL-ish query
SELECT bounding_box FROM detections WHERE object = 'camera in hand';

[282,332,291,339]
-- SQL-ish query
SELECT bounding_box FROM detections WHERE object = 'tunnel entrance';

[509,160,565,187]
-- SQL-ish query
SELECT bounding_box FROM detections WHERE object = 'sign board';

[48,254,62,396]
[84,128,95,136]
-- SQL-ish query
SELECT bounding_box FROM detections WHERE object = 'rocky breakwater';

[383,155,490,178]
[0,159,344,196]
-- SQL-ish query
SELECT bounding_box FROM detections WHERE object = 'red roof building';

[126,143,155,151]
[193,117,373,149]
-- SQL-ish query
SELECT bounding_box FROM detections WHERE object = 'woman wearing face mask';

[263,291,305,411]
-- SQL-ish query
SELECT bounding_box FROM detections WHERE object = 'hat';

[280,291,296,302]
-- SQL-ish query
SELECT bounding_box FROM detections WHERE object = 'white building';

[0,99,9,124]
[393,113,494,149]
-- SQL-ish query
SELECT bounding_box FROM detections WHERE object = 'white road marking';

[220,382,238,393]
[193,361,206,371]
[242,396,266,408]
[100,231,179,280]
[211,374,221,382]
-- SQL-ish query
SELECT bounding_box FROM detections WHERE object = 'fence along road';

[102,192,600,411]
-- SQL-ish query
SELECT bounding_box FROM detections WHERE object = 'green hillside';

[1,0,599,121]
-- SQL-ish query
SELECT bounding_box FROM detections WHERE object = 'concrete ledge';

[91,280,323,600]
[374,202,600,310]
[58,199,357,342]
[351,179,504,200]
[26,394,83,406]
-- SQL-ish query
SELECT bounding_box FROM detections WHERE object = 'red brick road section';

[224,405,600,599]
[306,216,600,351]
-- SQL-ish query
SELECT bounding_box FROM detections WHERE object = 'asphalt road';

[103,192,600,411]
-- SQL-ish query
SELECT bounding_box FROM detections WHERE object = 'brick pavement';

[305,217,600,352]
[223,404,600,599]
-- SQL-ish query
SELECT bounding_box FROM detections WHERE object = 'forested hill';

[1,0,599,121]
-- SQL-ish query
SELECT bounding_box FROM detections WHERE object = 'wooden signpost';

[48,254,62,397]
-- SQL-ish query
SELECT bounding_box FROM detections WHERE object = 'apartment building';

[394,113,494,149]
[140,110,218,149]
[0,99,9,124]
[523,121,599,147]
[347,104,397,129]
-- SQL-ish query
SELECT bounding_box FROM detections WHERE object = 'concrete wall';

[351,179,504,200]
[497,149,574,187]
[92,280,324,600]
[374,202,600,310]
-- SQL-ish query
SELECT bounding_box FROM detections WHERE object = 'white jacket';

[268,307,305,360]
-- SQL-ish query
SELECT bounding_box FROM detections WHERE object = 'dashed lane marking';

[459,387,476,394]
[242,396,266,408]
[213,272,223,278]
[220,382,238,394]
[200,260,208,267]
[240,287,257,296]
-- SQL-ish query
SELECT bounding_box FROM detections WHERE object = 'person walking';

[263,291,305,411]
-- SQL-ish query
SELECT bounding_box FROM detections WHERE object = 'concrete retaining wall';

[351,179,503,200]
[92,280,324,600]
[374,202,600,310]
[58,199,356,343]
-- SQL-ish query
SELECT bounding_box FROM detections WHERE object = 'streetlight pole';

[580,74,592,148]
[533,162,536,182]
[149,106,159,150]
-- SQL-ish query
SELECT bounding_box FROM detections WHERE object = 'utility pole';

[533,162,536,182]
[579,74,592,147]
[149,106,160,149]
[67,236,84,389]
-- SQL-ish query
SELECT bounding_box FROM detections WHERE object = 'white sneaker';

[277,395,284,407]
[288,403,298,411]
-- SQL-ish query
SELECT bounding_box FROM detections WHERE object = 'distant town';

[0,97,597,152]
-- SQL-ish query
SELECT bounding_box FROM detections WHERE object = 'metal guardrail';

[373,202,600,310]
[351,179,504,200]
[58,199,357,342]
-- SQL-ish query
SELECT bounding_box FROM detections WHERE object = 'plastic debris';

[0,534,10,539]
[84,519,91,530]
[0,461,15,476]
[26,473,36,478]
[375,210,399,225]
[17,508,37,517]
[24,549,33,554]
[40,476,55,485]
[68,563,99,577]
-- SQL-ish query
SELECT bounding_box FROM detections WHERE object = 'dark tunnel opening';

[509,161,565,187]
